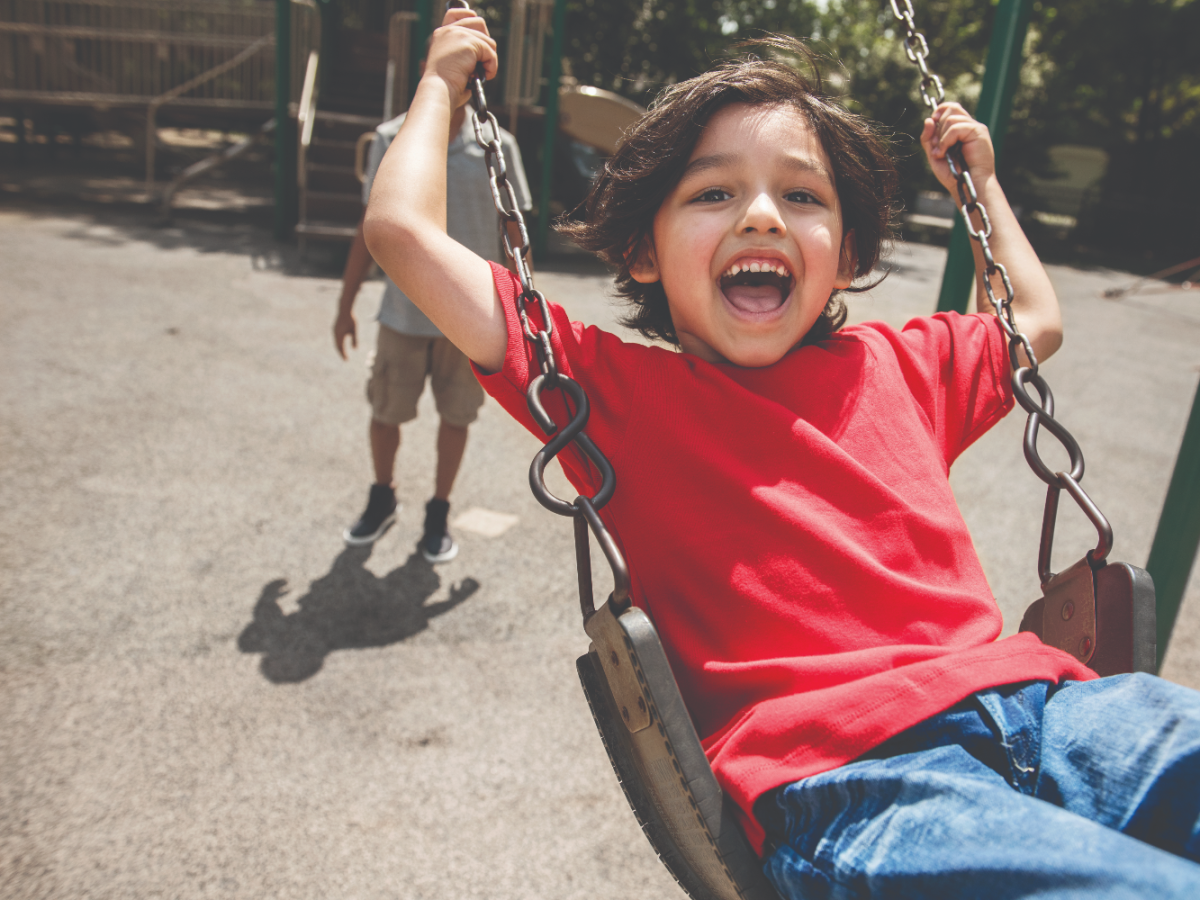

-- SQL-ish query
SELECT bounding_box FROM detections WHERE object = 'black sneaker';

[420,497,458,563]
[343,484,397,545]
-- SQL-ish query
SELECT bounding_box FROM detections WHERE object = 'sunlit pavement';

[2,204,1197,899]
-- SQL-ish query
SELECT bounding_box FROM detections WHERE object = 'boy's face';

[630,102,855,367]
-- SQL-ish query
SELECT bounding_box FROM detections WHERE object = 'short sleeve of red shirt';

[875,312,1015,468]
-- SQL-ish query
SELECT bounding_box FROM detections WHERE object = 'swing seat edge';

[1019,561,1156,677]
[577,600,781,900]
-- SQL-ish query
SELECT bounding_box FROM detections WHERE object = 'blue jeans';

[759,673,1200,899]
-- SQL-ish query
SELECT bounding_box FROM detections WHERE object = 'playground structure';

[0,0,604,250]
[0,0,320,173]
[293,0,559,250]
[0,0,649,261]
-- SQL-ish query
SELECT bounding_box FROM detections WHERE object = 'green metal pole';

[273,0,295,240]
[934,0,1033,313]
[1146,379,1200,671]
[411,0,433,107]
[535,0,567,259]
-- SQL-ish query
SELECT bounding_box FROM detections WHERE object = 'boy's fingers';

[431,18,497,63]
[938,122,982,151]
[920,123,936,153]
[934,100,966,118]
[440,6,476,26]
[438,11,493,43]
[452,14,491,38]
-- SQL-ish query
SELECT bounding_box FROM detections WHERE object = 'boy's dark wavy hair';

[559,36,899,346]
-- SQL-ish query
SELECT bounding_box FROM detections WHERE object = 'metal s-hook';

[1037,472,1114,586]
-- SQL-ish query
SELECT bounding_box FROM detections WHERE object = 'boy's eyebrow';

[682,152,835,186]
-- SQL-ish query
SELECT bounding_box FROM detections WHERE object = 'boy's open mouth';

[719,260,794,314]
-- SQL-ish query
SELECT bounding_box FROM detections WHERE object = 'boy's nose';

[738,192,786,235]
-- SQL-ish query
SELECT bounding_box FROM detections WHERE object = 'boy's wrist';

[418,69,469,110]
[952,169,999,209]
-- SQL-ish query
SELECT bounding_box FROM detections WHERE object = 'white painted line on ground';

[452,507,520,538]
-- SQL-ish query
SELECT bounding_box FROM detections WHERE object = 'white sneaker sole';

[342,511,397,546]
[420,540,459,564]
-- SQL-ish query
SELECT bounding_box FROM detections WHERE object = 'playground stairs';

[295,30,389,251]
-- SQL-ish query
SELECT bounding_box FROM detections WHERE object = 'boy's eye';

[694,188,732,203]
[786,190,821,205]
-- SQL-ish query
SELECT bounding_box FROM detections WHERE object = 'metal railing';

[1,0,320,180]
[143,29,274,184]
[503,0,553,131]
[295,43,319,225]
[1,0,317,105]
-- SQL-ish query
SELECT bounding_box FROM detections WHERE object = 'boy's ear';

[834,229,857,290]
[627,237,661,283]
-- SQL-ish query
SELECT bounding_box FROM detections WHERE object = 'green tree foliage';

[812,0,993,209]
[556,0,997,206]
[528,0,1198,258]
[562,0,819,102]
[1013,0,1200,260]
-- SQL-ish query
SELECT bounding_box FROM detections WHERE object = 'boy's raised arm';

[363,9,508,373]
[921,104,1062,367]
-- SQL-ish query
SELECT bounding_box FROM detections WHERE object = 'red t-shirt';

[476,264,1095,851]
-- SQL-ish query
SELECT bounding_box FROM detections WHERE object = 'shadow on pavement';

[238,545,479,683]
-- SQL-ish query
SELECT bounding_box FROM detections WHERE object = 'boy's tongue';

[724,284,784,313]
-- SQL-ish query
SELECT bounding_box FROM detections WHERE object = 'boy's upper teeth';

[724,261,791,278]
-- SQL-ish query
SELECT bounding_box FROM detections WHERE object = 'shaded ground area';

[1,197,1198,899]
[0,121,276,223]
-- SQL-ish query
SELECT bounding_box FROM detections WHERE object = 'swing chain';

[888,0,1028,370]
[457,60,555,380]
[890,0,1111,580]
[888,0,945,110]
[446,0,625,614]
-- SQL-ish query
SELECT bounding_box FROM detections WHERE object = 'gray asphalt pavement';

[2,204,1198,899]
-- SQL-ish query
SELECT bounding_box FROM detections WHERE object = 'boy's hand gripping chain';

[445,0,628,620]
[891,0,1112,587]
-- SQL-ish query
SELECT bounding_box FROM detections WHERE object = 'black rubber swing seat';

[1019,559,1157,676]
[577,596,782,900]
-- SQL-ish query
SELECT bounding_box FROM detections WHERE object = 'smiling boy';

[627,103,857,368]
[362,10,1200,897]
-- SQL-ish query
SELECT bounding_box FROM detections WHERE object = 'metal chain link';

[888,0,1033,371]
[889,0,1111,576]
[445,1,627,615]
[458,62,554,378]
[888,0,946,110]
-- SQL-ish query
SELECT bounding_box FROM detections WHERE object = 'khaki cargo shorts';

[366,327,485,428]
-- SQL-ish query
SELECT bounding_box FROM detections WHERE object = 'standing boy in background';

[334,96,531,561]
